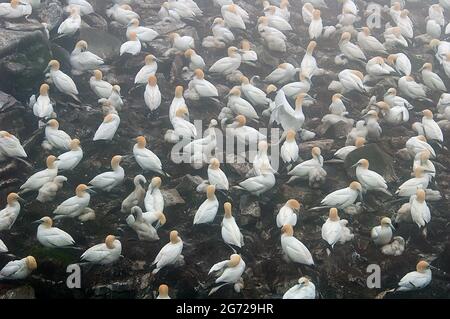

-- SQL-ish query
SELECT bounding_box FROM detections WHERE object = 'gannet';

[329,93,348,116]
[301,41,318,79]
[283,277,316,299]
[193,185,219,225]
[0,131,27,160]
[276,199,300,228]
[0,256,37,280]
[133,136,165,175]
[381,236,405,256]
[89,155,124,192]
[58,6,81,37]
[302,2,314,24]
[31,84,54,121]
[309,10,323,39]
[334,137,365,160]
[371,217,394,245]
[339,32,366,63]
[53,184,94,220]
[45,60,79,101]
[265,6,292,31]
[413,151,435,177]
[144,75,161,112]
[420,63,446,92]
[227,87,259,121]
[429,4,445,26]
[81,235,122,264]
[258,17,287,52]
[396,261,432,292]
[235,165,275,196]
[384,26,408,50]
[135,55,158,85]
[281,130,299,164]
[67,0,93,15]
[377,101,409,125]
[170,107,197,140]
[0,0,31,19]
[208,158,229,190]
[270,91,306,132]
[36,176,67,203]
[221,202,244,247]
[338,69,366,93]
[383,87,413,111]
[251,140,276,175]
[157,284,171,299]
[121,175,146,214]
[0,193,23,231]
[321,181,362,209]
[366,57,396,79]
[183,120,218,168]
[397,9,413,39]
[144,177,164,213]
[240,76,268,106]
[209,47,242,75]
[354,159,391,195]
[35,216,75,247]
[225,115,266,146]
[240,40,257,63]
[321,208,354,247]
[282,73,311,100]
[126,18,158,43]
[387,53,411,76]
[120,31,141,56]
[20,155,57,193]
[152,230,183,274]
[208,254,245,295]
[416,109,444,143]
[406,135,435,158]
[93,113,120,141]
[70,40,104,75]
[221,4,246,29]
[398,76,429,101]
[188,69,219,98]
[281,224,314,266]
[363,110,382,141]
[210,17,235,44]
[55,139,82,171]
[265,63,299,84]
[106,4,139,25]
[106,85,123,111]
[169,33,195,52]
[44,119,71,151]
[185,49,206,71]
[410,189,431,228]
[396,167,431,197]
[443,54,450,78]
[126,206,164,241]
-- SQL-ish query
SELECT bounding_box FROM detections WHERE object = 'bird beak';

[17,196,25,203]
[86,187,96,194]
[429,265,438,270]
[341,96,350,103]
[389,223,395,231]
[351,163,359,168]
[43,65,50,73]
[154,57,162,62]
[32,219,42,224]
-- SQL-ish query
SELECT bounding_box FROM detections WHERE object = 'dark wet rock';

[92,279,135,298]
[79,27,121,62]
[174,174,204,196]
[318,120,354,139]
[299,139,334,155]
[0,90,22,112]
[239,195,261,226]
[38,0,64,31]
[82,13,109,31]
[344,144,397,183]
[161,189,185,207]
[0,285,36,299]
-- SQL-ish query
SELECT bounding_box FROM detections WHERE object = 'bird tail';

[208,283,229,296]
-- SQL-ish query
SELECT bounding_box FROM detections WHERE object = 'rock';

[175,174,204,196]
[299,139,335,155]
[239,195,261,220]
[344,144,398,183]
[79,27,122,62]
[38,0,64,31]
[0,28,51,100]
[161,189,185,207]
[0,90,21,112]
[396,148,412,161]
[0,285,35,299]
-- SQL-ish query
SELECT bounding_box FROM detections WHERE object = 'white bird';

[443,53,450,78]
[144,177,164,213]
[301,41,318,79]
[240,40,257,63]
[276,199,300,228]
[396,261,432,292]
[378,101,409,125]
[221,4,246,29]
[0,0,31,19]
[126,206,165,241]
[338,69,366,93]
[384,26,408,49]
[0,131,27,160]
[406,135,435,158]
[235,165,275,196]
[121,175,146,214]
[106,4,139,25]
[288,147,326,186]
[36,175,67,203]
[397,9,413,39]
[120,31,141,56]
[371,217,395,245]
[0,239,7,253]
[0,256,37,280]
[188,69,219,98]
[81,235,122,265]
[89,155,124,192]
[321,208,354,248]
[281,224,314,266]
[265,63,299,84]
[0,193,23,231]
[45,60,79,101]
[44,119,71,151]
[366,57,396,78]
[58,6,81,36]
[240,76,268,107]
[170,107,197,140]
[396,167,431,197]
[20,155,58,193]
[135,55,158,84]
[209,47,242,75]
[133,136,165,175]
[208,158,229,190]
[193,185,219,224]
[93,113,120,141]
[210,17,235,44]
[70,40,104,75]
[185,49,205,71]
[339,32,366,63]
[281,130,299,164]
[426,19,441,39]
[35,216,74,247]
[283,277,316,299]
[227,87,259,121]
[417,109,444,143]
[67,0,93,15]
[250,140,276,176]
[265,6,292,31]
[169,33,195,52]
[144,75,161,112]
[321,181,362,209]
[271,91,306,132]
[152,230,183,274]
[183,120,218,168]
[383,87,413,111]
[329,93,348,116]
[258,17,287,52]
[157,284,170,299]
[387,53,411,76]
[126,18,158,43]
[89,70,113,99]
[208,254,246,295]
[221,202,244,248]
[381,236,405,256]
[354,159,391,195]
[302,2,314,24]
[413,151,435,178]
[410,189,431,228]
[53,184,93,220]
[309,10,323,39]
[105,85,123,111]
[398,76,429,101]
[31,84,54,120]
[334,137,365,161]
[429,4,445,25]
[357,27,387,55]
[55,139,82,171]
[282,73,311,100]
[420,63,446,92]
